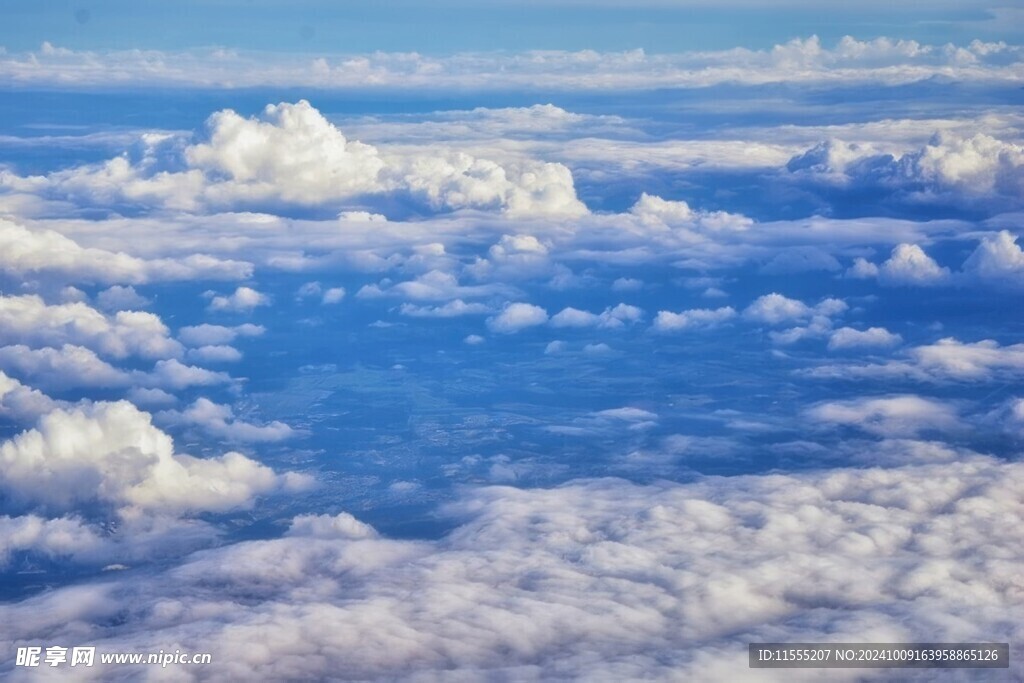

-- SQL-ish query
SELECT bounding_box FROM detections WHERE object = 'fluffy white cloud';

[962,230,1024,286]
[878,244,951,285]
[807,337,1024,383]
[742,293,845,325]
[828,326,903,350]
[1,456,1021,680]
[177,323,265,347]
[0,294,182,361]
[630,193,753,233]
[0,514,105,567]
[1,37,1019,90]
[158,398,294,443]
[398,299,491,318]
[322,287,346,304]
[205,286,271,313]
[807,395,962,437]
[185,345,243,363]
[185,101,385,204]
[0,344,131,389]
[0,401,309,516]
[0,371,58,421]
[787,132,1024,203]
[486,302,549,334]
[653,306,736,332]
[16,101,587,218]
[0,218,252,285]
[95,285,151,312]
[550,303,643,329]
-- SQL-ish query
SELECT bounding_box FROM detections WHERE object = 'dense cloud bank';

[2,456,1022,681]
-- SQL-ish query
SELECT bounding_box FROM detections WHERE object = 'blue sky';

[0,3,1022,682]
[1,0,1020,53]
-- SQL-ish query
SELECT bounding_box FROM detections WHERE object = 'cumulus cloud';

[652,306,736,332]
[205,286,271,313]
[742,293,846,325]
[878,244,951,285]
[0,218,252,285]
[1,456,1021,680]
[486,302,549,334]
[158,398,294,443]
[828,326,903,350]
[95,285,152,312]
[0,371,58,421]
[177,323,265,347]
[549,303,643,329]
[810,337,1024,383]
[14,101,588,218]
[962,230,1024,286]
[1,37,1019,90]
[0,344,131,389]
[398,299,491,318]
[786,131,1024,205]
[807,395,962,437]
[0,294,182,361]
[185,345,243,363]
[0,401,308,517]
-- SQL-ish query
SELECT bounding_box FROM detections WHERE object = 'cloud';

[398,299,491,318]
[0,401,309,517]
[177,323,265,347]
[1,38,1020,90]
[205,286,271,313]
[322,287,346,304]
[828,326,903,350]
[94,285,152,312]
[158,398,294,443]
[1,456,1021,680]
[742,293,845,325]
[185,345,243,363]
[0,371,58,422]
[807,395,962,437]
[486,302,549,334]
[878,244,951,285]
[0,218,252,285]
[549,304,643,329]
[962,230,1024,286]
[0,295,182,361]
[786,131,1024,206]
[807,337,1024,383]
[147,359,233,390]
[17,101,587,218]
[0,344,131,389]
[652,306,736,332]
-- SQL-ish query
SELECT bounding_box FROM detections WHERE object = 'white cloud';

[743,293,811,324]
[878,244,951,285]
[18,101,587,218]
[549,304,643,329]
[0,218,252,285]
[185,345,243,363]
[0,371,58,421]
[398,299,491,318]
[962,230,1024,286]
[205,286,271,313]
[0,344,131,389]
[807,395,961,437]
[486,302,549,334]
[828,326,903,350]
[0,401,308,516]
[1,38,1019,90]
[322,287,346,304]
[464,334,485,345]
[807,337,1024,383]
[147,359,233,390]
[611,277,643,292]
[2,456,1021,680]
[177,323,265,347]
[95,285,151,312]
[158,398,294,443]
[0,514,105,567]
[653,306,736,332]
[0,294,182,360]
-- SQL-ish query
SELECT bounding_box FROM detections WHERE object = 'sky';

[0,2,1023,682]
